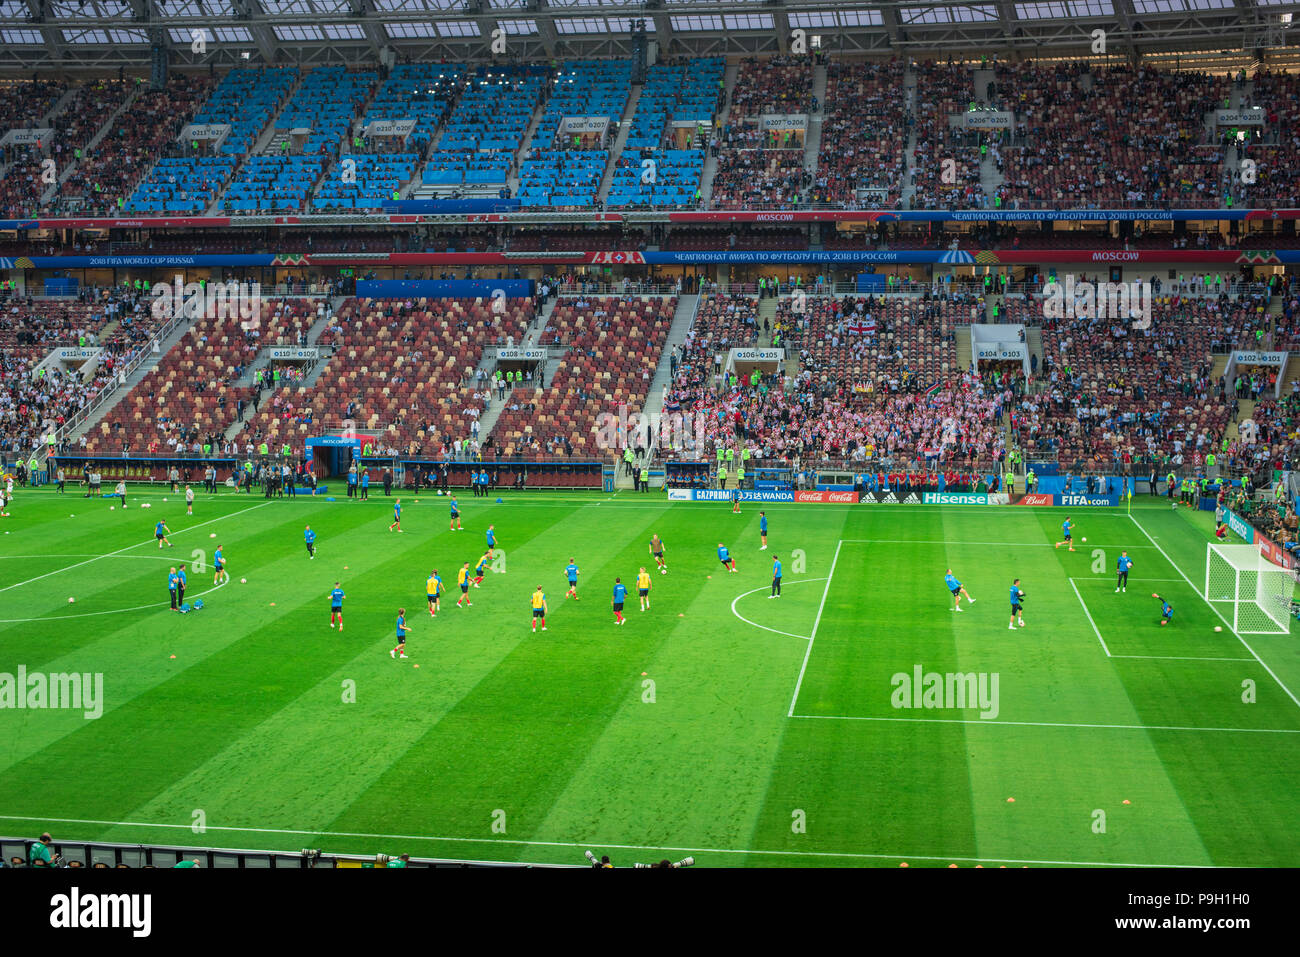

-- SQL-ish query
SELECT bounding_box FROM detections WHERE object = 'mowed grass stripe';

[0,495,530,811]
[318,501,686,856]
[0,495,273,628]
[522,508,840,862]
[102,500,609,840]
[745,508,981,862]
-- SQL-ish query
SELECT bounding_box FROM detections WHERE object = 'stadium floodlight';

[1205,543,1293,634]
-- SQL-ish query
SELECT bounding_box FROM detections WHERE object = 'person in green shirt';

[386,854,410,868]
[29,832,55,866]
[173,858,201,868]
[736,465,745,489]
[718,465,728,490]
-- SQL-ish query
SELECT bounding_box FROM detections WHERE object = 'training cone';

[1006,797,1015,803]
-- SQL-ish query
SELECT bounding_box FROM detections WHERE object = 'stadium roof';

[0,0,1296,72]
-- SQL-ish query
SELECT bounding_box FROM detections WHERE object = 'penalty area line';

[1128,512,1300,712]
[787,540,843,717]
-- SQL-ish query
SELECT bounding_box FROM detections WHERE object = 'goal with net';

[1204,543,1294,634]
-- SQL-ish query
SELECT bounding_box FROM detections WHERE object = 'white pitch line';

[729,578,823,641]
[789,713,1300,734]
[1128,512,1300,712]
[0,501,271,593]
[788,540,843,717]
[1069,576,1185,583]
[839,539,1160,548]
[0,554,179,563]
[1069,578,1112,657]
[1109,654,1255,662]
[0,580,229,624]
[0,813,1222,868]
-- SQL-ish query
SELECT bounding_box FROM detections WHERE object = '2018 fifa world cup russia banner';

[1053,492,1120,506]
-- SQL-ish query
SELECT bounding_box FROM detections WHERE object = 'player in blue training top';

[1116,551,1134,592]
[155,520,173,549]
[770,555,782,597]
[1055,516,1075,552]
[731,485,741,514]
[486,524,497,556]
[330,582,345,630]
[449,495,461,531]
[472,551,490,587]
[1009,578,1026,629]
[945,568,976,612]
[611,577,627,625]
[717,542,737,573]
[565,558,580,599]
[389,498,403,533]
[759,511,769,550]
[213,545,228,585]
[168,566,179,610]
[1153,593,1173,626]
[304,524,317,559]
[176,564,187,607]
[390,608,411,658]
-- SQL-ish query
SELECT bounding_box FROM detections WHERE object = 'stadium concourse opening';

[2,14,1300,913]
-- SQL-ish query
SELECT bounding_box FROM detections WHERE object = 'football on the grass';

[68,597,75,603]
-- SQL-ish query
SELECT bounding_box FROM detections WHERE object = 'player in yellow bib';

[636,567,652,611]
[531,586,548,632]
[426,569,443,617]
[455,562,473,607]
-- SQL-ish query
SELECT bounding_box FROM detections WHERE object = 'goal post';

[1205,543,1293,634]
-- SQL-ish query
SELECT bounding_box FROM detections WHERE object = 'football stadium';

[1,0,1299,889]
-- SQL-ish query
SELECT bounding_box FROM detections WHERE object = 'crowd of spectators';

[663,292,1004,470]
[710,148,810,209]
[728,55,815,117]
[911,62,987,210]
[50,75,214,217]
[999,65,1226,209]
[813,59,907,208]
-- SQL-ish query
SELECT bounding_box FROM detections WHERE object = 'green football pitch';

[1,487,1298,867]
